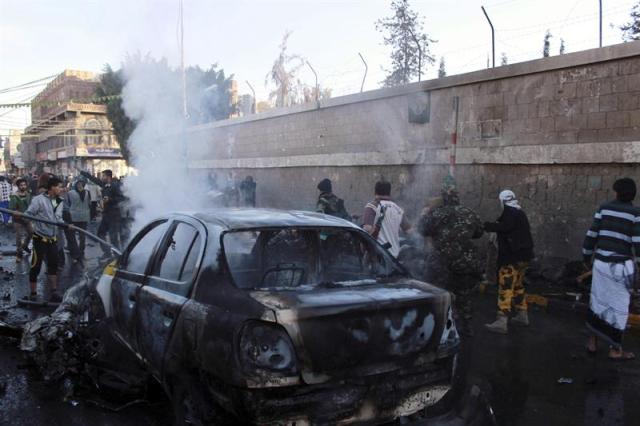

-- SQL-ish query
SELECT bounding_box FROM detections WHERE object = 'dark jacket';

[484,206,534,267]
[80,171,124,218]
[316,192,350,220]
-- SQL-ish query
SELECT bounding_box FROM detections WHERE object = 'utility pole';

[481,6,495,68]
[179,0,188,173]
[179,0,187,119]
[450,96,459,178]
[599,0,603,47]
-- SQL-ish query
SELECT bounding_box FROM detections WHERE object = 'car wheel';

[170,376,227,426]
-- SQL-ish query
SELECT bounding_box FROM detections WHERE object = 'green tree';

[97,58,236,164]
[621,2,640,41]
[500,52,508,66]
[438,57,446,78]
[186,64,236,123]
[543,30,552,57]
[265,31,305,107]
[559,38,566,54]
[376,0,435,87]
[96,64,135,163]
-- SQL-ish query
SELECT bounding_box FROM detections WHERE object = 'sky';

[0,0,638,135]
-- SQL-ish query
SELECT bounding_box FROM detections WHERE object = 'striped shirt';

[582,200,640,262]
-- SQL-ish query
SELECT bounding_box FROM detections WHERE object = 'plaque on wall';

[408,91,431,124]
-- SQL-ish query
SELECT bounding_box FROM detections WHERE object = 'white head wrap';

[499,189,521,209]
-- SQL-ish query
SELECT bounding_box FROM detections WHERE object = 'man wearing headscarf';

[483,189,534,334]
[418,176,484,336]
[583,178,638,360]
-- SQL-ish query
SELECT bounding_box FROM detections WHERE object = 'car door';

[135,218,205,377]
[111,219,170,352]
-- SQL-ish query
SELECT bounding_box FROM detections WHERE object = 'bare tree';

[265,31,305,107]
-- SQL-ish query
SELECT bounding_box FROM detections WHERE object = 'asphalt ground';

[0,222,171,426]
[0,223,637,425]
[466,289,640,426]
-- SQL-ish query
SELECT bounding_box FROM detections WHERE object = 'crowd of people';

[315,176,637,360]
[1,167,635,361]
[0,170,127,303]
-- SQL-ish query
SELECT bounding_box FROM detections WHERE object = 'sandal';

[608,349,635,361]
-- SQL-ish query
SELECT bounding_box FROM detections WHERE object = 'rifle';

[0,207,121,256]
[371,204,387,241]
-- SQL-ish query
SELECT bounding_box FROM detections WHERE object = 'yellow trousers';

[497,262,529,314]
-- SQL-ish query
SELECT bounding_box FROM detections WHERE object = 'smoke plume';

[121,55,215,230]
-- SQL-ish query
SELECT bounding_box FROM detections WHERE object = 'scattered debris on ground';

[15,275,159,411]
[20,278,100,381]
[0,320,21,339]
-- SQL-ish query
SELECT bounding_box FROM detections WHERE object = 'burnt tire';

[170,376,228,426]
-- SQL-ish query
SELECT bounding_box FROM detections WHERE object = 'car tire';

[170,376,227,426]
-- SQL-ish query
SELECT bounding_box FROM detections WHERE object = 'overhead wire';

[0,74,57,94]
[0,1,636,129]
[497,2,630,32]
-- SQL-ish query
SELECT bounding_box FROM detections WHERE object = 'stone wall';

[186,42,640,267]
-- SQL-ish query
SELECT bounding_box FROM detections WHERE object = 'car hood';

[250,279,453,384]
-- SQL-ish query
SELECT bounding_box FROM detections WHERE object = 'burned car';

[92,209,460,424]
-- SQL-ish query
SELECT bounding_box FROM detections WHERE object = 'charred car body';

[93,209,460,424]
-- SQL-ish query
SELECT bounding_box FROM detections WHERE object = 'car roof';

[188,208,359,231]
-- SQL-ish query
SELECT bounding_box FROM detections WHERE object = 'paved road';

[0,224,638,425]
[467,291,640,426]
[0,223,171,426]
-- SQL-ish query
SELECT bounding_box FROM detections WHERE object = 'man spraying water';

[15,177,66,302]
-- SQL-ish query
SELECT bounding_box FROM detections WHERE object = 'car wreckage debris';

[16,273,155,409]
[19,278,102,381]
[0,320,22,339]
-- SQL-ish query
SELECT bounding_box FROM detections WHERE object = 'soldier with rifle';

[316,178,351,220]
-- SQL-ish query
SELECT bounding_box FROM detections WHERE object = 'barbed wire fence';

[0,0,636,138]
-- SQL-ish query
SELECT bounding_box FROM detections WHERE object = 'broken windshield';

[222,227,404,289]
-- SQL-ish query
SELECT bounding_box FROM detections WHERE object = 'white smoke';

[120,56,214,230]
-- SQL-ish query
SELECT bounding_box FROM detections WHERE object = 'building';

[2,129,26,175]
[238,94,255,116]
[22,70,128,178]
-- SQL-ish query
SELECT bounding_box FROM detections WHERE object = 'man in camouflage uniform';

[316,178,351,220]
[418,177,484,336]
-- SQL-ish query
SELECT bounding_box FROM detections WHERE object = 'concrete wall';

[186,42,640,267]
